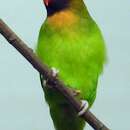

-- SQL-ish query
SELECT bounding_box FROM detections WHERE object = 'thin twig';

[0,19,110,130]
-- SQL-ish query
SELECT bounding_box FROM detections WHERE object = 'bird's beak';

[43,0,49,6]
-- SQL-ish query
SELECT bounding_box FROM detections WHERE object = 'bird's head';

[43,0,86,16]
[43,0,69,16]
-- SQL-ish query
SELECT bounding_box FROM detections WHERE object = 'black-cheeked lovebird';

[36,0,106,130]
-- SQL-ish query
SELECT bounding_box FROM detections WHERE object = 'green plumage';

[36,0,106,130]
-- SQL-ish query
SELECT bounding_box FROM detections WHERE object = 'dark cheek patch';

[46,0,69,16]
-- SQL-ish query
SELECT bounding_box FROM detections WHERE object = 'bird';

[36,0,106,130]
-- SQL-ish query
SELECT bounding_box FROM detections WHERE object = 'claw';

[75,90,81,95]
[43,80,47,86]
[40,74,47,87]
[78,100,89,116]
[73,90,81,96]
[51,67,59,77]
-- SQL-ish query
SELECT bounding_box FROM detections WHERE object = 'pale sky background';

[0,0,130,130]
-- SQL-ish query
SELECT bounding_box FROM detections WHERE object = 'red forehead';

[44,0,51,6]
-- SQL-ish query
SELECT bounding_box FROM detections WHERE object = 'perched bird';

[36,0,106,130]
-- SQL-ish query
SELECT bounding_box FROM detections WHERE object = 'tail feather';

[50,103,85,130]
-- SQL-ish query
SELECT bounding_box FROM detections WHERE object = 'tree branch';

[0,19,110,130]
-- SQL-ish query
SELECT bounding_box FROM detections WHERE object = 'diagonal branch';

[0,19,110,130]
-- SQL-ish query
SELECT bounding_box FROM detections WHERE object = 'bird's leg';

[43,79,47,86]
[67,88,81,97]
[42,67,59,88]
[40,74,52,89]
[51,67,59,77]
[78,100,89,116]
[40,74,48,87]
[74,90,81,96]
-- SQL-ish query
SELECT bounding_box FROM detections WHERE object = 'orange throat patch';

[47,10,79,28]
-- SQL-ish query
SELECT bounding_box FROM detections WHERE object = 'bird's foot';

[51,67,59,77]
[75,90,81,95]
[43,79,53,89]
[40,74,47,87]
[43,79,47,86]
[78,100,89,116]
[73,90,81,96]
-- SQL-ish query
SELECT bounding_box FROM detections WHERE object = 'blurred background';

[0,0,130,129]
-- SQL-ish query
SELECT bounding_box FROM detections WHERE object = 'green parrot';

[36,0,106,130]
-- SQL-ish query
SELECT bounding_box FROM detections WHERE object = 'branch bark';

[0,19,110,130]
